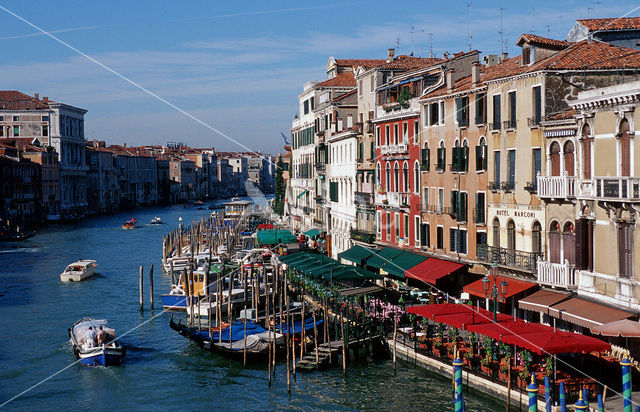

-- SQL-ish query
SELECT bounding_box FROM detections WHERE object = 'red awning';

[405,258,464,285]
[463,275,537,300]
[257,223,274,230]
[467,321,558,341]
[407,303,470,319]
[500,330,611,355]
[434,310,512,329]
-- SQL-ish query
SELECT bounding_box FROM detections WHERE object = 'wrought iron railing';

[476,244,540,272]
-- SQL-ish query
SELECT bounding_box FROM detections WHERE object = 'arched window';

[563,221,575,265]
[582,124,593,179]
[549,221,561,263]
[620,119,631,177]
[376,162,381,187]
[394,162,399,192]
[414,161,420,193]
[532,221,542,255]
[385,163,391,192]
[550,141,561,176]
[563,141,574,176]
[507,219,516,251]
[403,161,409,192]
[492,218,500,248]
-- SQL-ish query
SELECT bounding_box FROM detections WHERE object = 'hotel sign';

[495,209,537,218]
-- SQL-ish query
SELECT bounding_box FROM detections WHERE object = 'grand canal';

[0,200,509,411]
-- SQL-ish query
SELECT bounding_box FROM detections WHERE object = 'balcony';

[376,192,410,208]
[527,116,541,127]
[354,191,373,207]
[315,162,326,172]
[350,228,376,244]
[476,244,540,272]
[580,177,640,203]
[422,204,440,213]
[503,119,516,130]
[501,181,515,192]
[315,196,325,205]
[489,121,501,131]
[488,181,500,192]
[524,181,537,194]
[381,143,409,155]
[537,259,577,289]
[537,175,576,200]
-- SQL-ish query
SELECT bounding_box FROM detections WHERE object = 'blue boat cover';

[189,321,267,342]
[276,318,324,335]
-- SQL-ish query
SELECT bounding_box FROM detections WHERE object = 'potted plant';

[464,351,474,366]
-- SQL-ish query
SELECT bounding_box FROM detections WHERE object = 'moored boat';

[60,260,98,282]
[69,318,125,366]
[122,218,137,230]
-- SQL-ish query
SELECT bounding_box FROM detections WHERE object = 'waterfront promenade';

[0,201,510,410]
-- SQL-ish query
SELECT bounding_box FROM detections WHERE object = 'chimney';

[446,69,455,92]
[471,61,481,87]
[387,48,395,63]
[43,97,48,102]
[443,51,450,60]
[123,143,127,148]
[501,52,508,61]
[34,93,39,100]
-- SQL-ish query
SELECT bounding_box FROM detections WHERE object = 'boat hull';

[60,266,97,282]
[77,346,125,366]
[161,294,199,310]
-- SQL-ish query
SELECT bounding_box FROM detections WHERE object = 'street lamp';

[482,263,508,323]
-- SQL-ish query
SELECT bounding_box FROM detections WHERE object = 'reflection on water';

[0,199,507,410]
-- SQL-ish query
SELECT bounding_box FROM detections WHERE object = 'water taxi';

[151,217,162,224]
[122,218,137,230]
[60,260,98,282]
[223,200,253,219]
[69,318,125,366]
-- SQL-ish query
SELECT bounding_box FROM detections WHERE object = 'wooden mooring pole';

[139,265,144,310]
[149,264,154,307]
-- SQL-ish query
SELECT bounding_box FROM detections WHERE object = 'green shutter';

[463,146,469,172]
[475,146,482,171]
[426,148,430,170]
[450,228,456,251]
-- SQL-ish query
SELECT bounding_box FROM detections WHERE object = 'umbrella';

[590,319,640,337]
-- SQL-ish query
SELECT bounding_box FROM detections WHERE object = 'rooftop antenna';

[586,7,593,18]
[595,1,601,17]
[410,26,424,56]
[531,0,536,33]
[395,36,401,54]
[428,32,433,58]
[546,24,551,36]
[467,3,473,51]
[499,8,505,54]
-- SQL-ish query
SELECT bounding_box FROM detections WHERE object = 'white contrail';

[0,25,97,40]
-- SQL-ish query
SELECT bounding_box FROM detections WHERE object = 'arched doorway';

[532,221,542,255]
[620,119,631,177]
[549,221,561,263]
[563,141,575,177]
[582,124,593,179]
[492,218,500,248]
[550,141,561,176]
[562,221,575,265]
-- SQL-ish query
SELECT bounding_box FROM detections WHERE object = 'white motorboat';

[69,318,125,366]
[151,217,162,224]
[185,288,248,318]
[60,260,98,282]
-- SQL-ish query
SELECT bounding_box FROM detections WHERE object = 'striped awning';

[544,129,576,138]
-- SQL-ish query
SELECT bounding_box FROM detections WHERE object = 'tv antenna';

[586,7,593,19]
[428,32,433,58]
[499,8,505,54]
[531,0,536,33]
[467,3,473,51]
[410,26,424,56]
[546,24,551,36]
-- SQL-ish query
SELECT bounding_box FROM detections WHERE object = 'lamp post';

[482,263,508,323]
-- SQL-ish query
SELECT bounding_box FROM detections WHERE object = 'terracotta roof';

[0,91,53,110]
[377,56,443,71]
[315,72,356,88]
[332,88,357,102]
[516,33,571,49]
[578,17,640,31]
[546,108,577,120]
[420,75,474,99]
[335,58,387,70]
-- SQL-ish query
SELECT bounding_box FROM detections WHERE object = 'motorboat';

[151,217,162,224]
[122,218,137,230]
[60,260,98,282]
[185,288,247,318]
[69,318,125,366]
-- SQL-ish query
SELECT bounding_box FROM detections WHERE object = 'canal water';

[0,199,509,411]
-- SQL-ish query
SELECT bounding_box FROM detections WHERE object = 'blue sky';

[0,0,635,155]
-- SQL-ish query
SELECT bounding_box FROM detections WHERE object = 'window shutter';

[475,146,482,171]
[575,219,585,270]
[451,190,458,216]
[456,229,462,252]
[450,228,456,251]
[463,146,469,171]
[482,146,488,170]
[459,192,467,221]
[426,148,430,169]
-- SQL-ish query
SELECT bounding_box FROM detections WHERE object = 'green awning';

[279,252,308,264]
[256,230,297,245]
[379,251,427,278]
[322,266,382,281]
[338,245,376,266]
[303,228,321,238]
[305,262,343,278]
[296,189,309,199]
[366,247,405,269]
